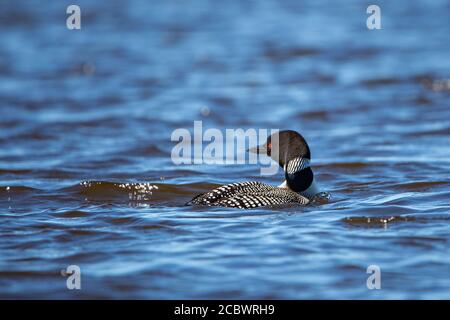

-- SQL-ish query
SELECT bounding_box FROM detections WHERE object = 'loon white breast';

[187,130,321,209]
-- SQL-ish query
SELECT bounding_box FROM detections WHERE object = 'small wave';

[75,181,160,202]
[341,213,450,227]
[360,77,402,87]
[299,110,329,120]
[0,185,40,195]
[341,215,414,226]
[70,180,221,205]
[0,270,57,278]
[55,210,90,218]
[0,168,33,175]
[264,45,322,61]
[418,76,450,92]
[316,162,374,170]
[405,127,450,137]
[124,144,166,157]
[391,181,448,191]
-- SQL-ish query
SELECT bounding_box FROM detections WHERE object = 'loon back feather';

[186,181,309,209]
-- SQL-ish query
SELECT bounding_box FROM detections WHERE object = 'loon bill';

[187,130,320,209]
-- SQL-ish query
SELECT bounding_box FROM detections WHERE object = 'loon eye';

[266,142,272,156]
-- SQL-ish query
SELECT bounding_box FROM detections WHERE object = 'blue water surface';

[0,0,449,299]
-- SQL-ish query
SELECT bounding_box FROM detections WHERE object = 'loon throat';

[186,129,321,209]
[285,158,313,190]
[279,178,319,199]
[282,157,319,199]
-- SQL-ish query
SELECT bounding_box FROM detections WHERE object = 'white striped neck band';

[284,157,311,174]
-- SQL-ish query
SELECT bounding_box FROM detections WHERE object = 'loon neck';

[281,157,319,199]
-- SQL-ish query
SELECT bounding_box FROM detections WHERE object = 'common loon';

[187,130,320,209]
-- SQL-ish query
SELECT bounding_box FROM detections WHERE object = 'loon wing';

[187,182,273,206]
[186,181,309,208]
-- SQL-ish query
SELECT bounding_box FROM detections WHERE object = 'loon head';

[248,130,319,199]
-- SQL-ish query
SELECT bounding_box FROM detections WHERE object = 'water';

[1,0,449,299]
